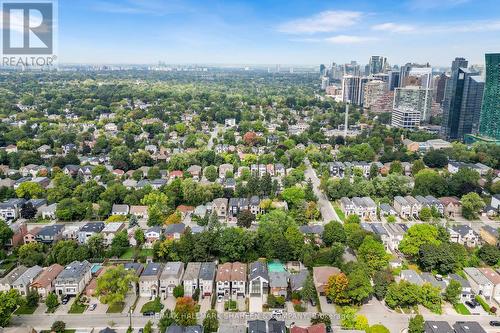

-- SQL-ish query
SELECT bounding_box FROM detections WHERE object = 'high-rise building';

[391,86,433,129]
[369,56,387,75]
[321,77,330,90]
[388,71,400,91]
[363,80,388,109]
[343,61,361,76]
[435,73,449,105]
[341,75,361,104]
[479,53,500,140]
[441,57,484,141]
[320,64,326,76]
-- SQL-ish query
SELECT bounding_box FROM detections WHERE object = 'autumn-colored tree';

[243,131,257,145]
[325,273,350,305]
[174,297,197,326]
[165,211,182,225]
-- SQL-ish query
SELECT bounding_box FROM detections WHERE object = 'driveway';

[163,296,177,310]
[34,303,47,314]
[236,296,246,312]
[318,295,336,314]
[133,297,150,315]
[249,296,263,313]
[86,298,107,314]
[199,297,211,313]
[304,158,340,224]
[55,297,75,314]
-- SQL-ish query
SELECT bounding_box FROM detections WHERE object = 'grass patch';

[107,302,125,313]
[333,203,345,221]
[46,305,59,313]
[120,248,154,259]
[68,300,88,314]
[475,295,493,314]
[454,303,471,315]
[14,304,37,314]
[140,297,162,313]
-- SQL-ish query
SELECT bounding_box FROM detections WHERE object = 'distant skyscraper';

[479,53,500,140]
[363,80,388,109]
[321,77,329,90]
[342,75,361,104]
[388,71,400,91]
[441,57,484,141]
[320,64,326,76]
[369,56,387,75]
[435,73,449,105]
[399,63,413,87]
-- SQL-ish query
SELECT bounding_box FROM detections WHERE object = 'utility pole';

[344,103,349,138]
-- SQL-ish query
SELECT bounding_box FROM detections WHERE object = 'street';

[304,158,340,224]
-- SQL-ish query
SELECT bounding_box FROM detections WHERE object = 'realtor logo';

[2,1,53,54]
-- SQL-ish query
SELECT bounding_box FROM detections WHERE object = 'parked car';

[89,304,97,311]
[217,295,223,303]
[465,301,476,308]
[326,297,332,304]
[310,298,317,306]
[61,295,70,305]
[490,321,500,327]
[143,311,155,316]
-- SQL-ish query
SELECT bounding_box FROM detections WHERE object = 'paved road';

[207,125,220,150]
[304,158,340,224]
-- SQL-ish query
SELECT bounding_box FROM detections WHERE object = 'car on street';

[217,295,223,303]
[490,321,500,326]
[143,311,155,316]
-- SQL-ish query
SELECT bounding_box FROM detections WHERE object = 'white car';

[217,295,223,303]
[89,304,97,311]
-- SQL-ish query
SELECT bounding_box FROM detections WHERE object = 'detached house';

[216,262,247,298]
[449,225,480,247]
[182,262,201,297]
[36,224,65,244]
[145,226,162,248]
[111,204,129,216]
[160,262,184,298]
[248,261,269,297]
[30,264,64,298]
[0,266,28,292]
[12,265,43,296]
[140,263,163,298]
[78,222,104,244]
[212,198,228,220]
[440,197,462,218]
[464,267,493,300]
[313,266,340,296]
[218,164,233,179]
[54,260,92,296]
[199,262,216,298]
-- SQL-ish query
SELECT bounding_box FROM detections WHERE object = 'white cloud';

[372,22,416,33]
[325,35,377,44]
[277,10,362,34]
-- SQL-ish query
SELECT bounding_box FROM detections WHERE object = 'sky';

[54,0,500,66]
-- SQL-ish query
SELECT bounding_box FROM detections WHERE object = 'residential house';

[101,222,125,245]
[216,262,246,297]
[218,164,233,179]
[478,268,500,304]
[400,269,424,286]
[480,225,498,246]
[54,260,92,296]
[130,205,148,219]
[313,266,340,296]
[268,319,286,333]
[164,223,186,240]
[464,267,493,300]
[145,226,162,248]
[160,262,184,298]
[404,196,421,218]
[492,194,500,210]
[40,203,57,220]
[448,274,474,302]
[248,320,267,333]
[290,270,309,292]
[249,196,261,215]
[340,197,355,216]
[23,227,41,244]
[216,262,232,297]
[449,225,480,247]
[212,198,228,220]
[111,204,129,216]
[199,262,216,298]
[421,273,446,290]
[30,264,64,299]
[290,324,327,333]
[248,261,269,297]
[453,321,487,333]
[124,263,144,295]
[139,263,163,298]
[183,262,202,297]
[0,198,25,220]
[275,164,286,177]
[439,197,462,218]
[379,203,396,217]
[186,165,202,180]
[8,221,27,247]
[425,195,444,216]
[352,197,377,220]
[424,321,454,333]
[78,222,105,244]
[328,162,345,178]
[36,224,64,244]
[269,271,288,297]
[393,196,411,219]
[0,266,28,292]
[383,223,405,252]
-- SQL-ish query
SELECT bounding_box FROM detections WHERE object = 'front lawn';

[107,302,125,313]
[454,303,471,315]
[333,203,345,221]
[141,297,162,313]
[14,304,37,314]
[68,300,87,314]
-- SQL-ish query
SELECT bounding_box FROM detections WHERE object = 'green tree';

[236,209,255,228]
[413,169,447,197]
[461,192,485,220]
[26,289,40,308]
[0,220,13,247]
[346,268,373,304]
[423,149,448,168]
[87,233,105,258]
[46,292,59,311]
[419,207,432,222]
[203,309,219,333]
[96,265,138,305]
[408,315,424,333]
[478,244,500,266]
[420,283,442,313]
[358,235,389,273]
[15,181,44,199]
[444,280,462,305]
[0,289,22,327]
[159,309,175,333]
[366,325,390,333]
[399,224,440,257]
[18,242,45,266]
[373,269,394,300]
[389,160,403,174]
[134,228,145,248]
[281,186,306,208]
[144,320,153,333]
[345,214,360,224]
[301,275,316,303]
[173,285,184,298]
[411,159,426,176]
[322,221,346,246]
[385,281,420,309]
[51,320,66,333]
[204,166,218,182]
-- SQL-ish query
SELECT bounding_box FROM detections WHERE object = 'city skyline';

[52,0,500,65]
